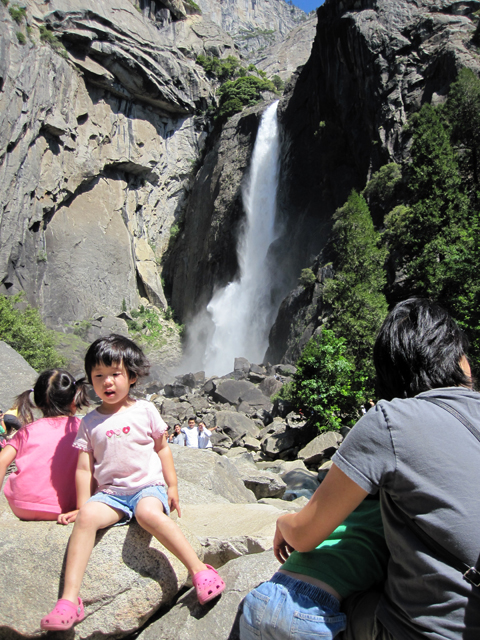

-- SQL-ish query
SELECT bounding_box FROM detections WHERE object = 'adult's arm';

[274,463,368,562]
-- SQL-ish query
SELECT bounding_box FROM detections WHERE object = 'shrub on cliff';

[217,76,276,118]
[282,330,364,432]
[0,294,66,371]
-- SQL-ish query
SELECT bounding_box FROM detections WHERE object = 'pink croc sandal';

[193,565,226,605]
[40,597,85,631]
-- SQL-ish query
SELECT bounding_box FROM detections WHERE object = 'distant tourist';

[41,334,225,632]
[0,369,89,520]
[198,420,216,449]
[168,423,185,446]
[181,417,200,447]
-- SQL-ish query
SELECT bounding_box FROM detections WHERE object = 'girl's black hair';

[374,298,471,401]
[84,334,150,385]
[14,370,90,426]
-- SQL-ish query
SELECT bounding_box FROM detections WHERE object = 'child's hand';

[273,523,295,564]
[57,509,79,525]
[167,486,182,517]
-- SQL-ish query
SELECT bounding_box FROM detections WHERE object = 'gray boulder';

[281,468,320,501]
[0,341,37,411]
[298,431,343,466]
[170,446,256,503]
[0,494,201,640]
[230,458,287,500]
[179,503,288,567]
[213,379,257,405]
[137,551,280,640]
[215,411,260,442]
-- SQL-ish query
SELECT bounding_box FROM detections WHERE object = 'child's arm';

[155,435,181,517]
[57,450,94,525]
[0,445,17,491]
[273,463,368,562]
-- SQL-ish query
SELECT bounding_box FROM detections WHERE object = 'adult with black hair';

[273,298,480,640]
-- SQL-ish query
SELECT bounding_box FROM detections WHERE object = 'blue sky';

[293,0,324,14]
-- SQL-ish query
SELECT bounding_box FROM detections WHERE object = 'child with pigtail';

[0,369,89,521]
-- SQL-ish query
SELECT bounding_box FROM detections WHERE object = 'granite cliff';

[0,0,307,335]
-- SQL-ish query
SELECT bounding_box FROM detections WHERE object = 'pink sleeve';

[149,403,167,439]
[73,418,93,452]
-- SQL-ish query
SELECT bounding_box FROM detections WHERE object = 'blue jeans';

[88,484,170,525]
[240,572,347,639]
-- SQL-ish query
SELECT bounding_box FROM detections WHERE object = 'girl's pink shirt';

[4,416,80,514]
[73,400,167,495]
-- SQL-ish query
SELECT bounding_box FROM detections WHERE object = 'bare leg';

[61,501,123,603]
[135,497,206,576]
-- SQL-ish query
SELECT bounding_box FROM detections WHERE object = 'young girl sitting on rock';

[0,369,89,520]
[41,334,225,631]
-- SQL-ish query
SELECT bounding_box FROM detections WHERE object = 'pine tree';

[323,190,388,388]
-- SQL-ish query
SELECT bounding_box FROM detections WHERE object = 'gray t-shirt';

[333,387,480,640]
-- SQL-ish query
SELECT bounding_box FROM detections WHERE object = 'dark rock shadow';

[121,521,180,603]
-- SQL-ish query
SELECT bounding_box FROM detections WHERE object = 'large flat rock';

[137,550,280,640]
[171,445,256,504]
[179,503,288,567]
[0,495,202,640]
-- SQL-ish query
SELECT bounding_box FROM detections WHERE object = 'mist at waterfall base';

[182,101,284,377]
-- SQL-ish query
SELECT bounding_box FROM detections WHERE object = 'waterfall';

[203,100,281,376]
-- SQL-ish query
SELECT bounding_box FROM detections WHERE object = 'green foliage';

[9,4,26,22]
[323,191,388,389]
[196,55,241,82]
[196,55,280,119]
[445,67,480,203]
[183,0,201,12]
[39,24,68,58]
[384,103,470,298]
[299,268,316,288]
[121,298,127,313]
[16,30,26,44]
[217,76,276,118]
[285,330,365,432]
[237,28,275,42]
[170,224,180,241]
[272,75,284,92]
[127,306,166,346]
[0,294,66,371]
[72,320,92,341]
[1,0,9,7]
[362,163,403,224]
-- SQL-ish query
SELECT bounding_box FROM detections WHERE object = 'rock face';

[0,0,212,325]
[0,492,202,640]
[266,0,480,363]
[196,0,306,57]
[253,14,317,81]
[0,341,37,410]
[163,102,266,323]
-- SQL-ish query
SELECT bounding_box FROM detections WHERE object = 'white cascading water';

[203,100,281,375]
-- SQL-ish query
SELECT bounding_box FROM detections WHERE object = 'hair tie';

[29,388,34,393]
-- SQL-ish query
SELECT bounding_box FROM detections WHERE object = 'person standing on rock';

[268,299,480,640]
[181,416,201,447]
[41,335,225,632]
[168,423,185,445]
[198,420,216,449]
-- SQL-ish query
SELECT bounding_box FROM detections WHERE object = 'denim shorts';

[239,572,347,640]
[88,484,170,525]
